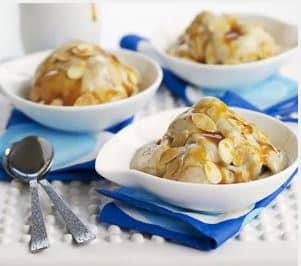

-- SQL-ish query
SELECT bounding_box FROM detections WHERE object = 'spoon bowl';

[3,136,53,183]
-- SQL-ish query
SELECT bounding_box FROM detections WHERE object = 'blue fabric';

[98,169,297,251]
[120,34,148,51]
[120,34,298,120]
[0,109,132,181]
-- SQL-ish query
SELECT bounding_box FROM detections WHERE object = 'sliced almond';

[128,69,139,84]
[244,134,259,147]
[191,113,217,132]
[160,147,183,164]
[170,130,190,147]
[206,104,227,121]
[186,134,206,144]
[221,168,235,184]
[218,138,234,164]
[187,144,207,163]
[253,127,269,143]
[202,141,219,163]
[266,150,287,174]
[130,142,158,171]
[74,92,99,106]
[164,157,182,179]
[232,145,247,166]
[216,117,241,141]
[72,43,94,57]
[67,62,86,79]
[192,97,220,112]
[180,166,208,183]
[236,166,250,183]
[247,158,262,178]
[204,161,222,184]
[50,98,63,106]
[55,52,70,62]
[95,89,127,103]
[77,43,93,51]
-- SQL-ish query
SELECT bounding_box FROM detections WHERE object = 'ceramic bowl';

[137,14,297,89]
[0,49,162,132]
[95,107,298,212]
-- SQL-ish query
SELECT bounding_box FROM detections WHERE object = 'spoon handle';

[39,179,96,244]
[29,179,49,252]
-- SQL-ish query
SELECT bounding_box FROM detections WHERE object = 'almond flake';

[67,62,86,79]
[218,138,234,164]
[191,113,217,132]
[204,161,222,184]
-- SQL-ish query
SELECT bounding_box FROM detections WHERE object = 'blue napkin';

[98,168,297,251]
[0,108,133,181]
[120,34,298,121]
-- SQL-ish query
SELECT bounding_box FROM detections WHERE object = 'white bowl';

[0,49,162,132]
[138,14,297,89]
[95,107,298,212]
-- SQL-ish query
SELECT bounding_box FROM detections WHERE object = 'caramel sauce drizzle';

[91,3,97,22]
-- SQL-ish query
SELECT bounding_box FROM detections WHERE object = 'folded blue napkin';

[0,108,132,181]
[120,34,298,122]
[95,34,298,251]
[98,168,297,251]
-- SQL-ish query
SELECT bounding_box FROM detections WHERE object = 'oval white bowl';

[95,107,298,212]
[139,14,297,89]
[0,49,163,132]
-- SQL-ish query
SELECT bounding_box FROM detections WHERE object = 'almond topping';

[72,44,94,57]
[191,113,217,132]
[204,161,222,184]
[67,62,86,79]
[218,138,234,164]
[160,148,183,164]
[164,157,182,178]
[50,98,63,106]
[55,52,70,62]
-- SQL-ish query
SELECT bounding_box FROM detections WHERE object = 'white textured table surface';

[0,89,298,266]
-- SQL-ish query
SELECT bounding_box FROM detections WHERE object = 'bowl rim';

[0,48,163,112]
[155,13,298,70]
[96,106,298,190]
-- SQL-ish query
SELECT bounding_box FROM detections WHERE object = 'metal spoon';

[4,136,96,245]
[3,136,49,252]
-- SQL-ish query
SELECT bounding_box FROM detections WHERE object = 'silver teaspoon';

[3,136,49,252]
[17,136,95,244]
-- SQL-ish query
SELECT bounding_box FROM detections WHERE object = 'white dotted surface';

[0,177,298,244]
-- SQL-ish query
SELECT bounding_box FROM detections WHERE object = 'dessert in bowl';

[0,41,162,132]
[96,97,297,212]
[130,98,287,184]
[135,11,297,88]
[166,11,278,65]
[30,41,140,106]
